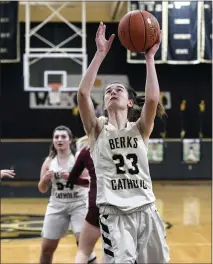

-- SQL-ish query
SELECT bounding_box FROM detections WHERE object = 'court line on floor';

[1,242,211,247]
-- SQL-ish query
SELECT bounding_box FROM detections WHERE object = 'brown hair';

[104,82,166,122]
[49,125,73,158]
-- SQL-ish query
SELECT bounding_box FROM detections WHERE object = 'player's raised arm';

[77,22,115,137]
[137,33,162,139]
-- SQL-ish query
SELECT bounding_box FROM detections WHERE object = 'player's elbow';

[77,88,90,99]
[38,186,46,193]
[38,182,48,193]
[145,96,159,106]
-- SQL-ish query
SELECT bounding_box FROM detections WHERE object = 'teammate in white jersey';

[38,126,96,264]
[77,22,170,263]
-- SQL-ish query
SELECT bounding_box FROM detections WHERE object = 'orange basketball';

[118,10,160,53]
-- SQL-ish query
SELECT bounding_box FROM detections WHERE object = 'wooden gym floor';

[1,181,212,264]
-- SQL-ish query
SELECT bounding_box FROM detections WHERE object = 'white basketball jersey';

[49,154,88,203]
[91,122,155,213]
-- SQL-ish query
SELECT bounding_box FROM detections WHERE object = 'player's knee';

[41,245,56,256]
[41,239,58,255]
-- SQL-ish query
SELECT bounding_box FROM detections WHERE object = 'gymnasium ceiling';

[18,1,128,22]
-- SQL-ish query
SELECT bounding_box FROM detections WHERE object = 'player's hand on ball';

[96,22,115,55]
[145,31,162,59]
[60,172,69,180]
[1,169,15,179]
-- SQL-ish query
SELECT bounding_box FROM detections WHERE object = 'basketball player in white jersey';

[38,126,96,264]
[77,22,170,263]
[0,169,15,179]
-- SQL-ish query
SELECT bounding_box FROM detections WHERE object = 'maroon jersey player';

[68,146,102,263]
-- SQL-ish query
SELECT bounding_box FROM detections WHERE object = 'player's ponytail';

[126,86,166,122]
[135,96,166,118]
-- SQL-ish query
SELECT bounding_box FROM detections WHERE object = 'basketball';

[118,10,160,53]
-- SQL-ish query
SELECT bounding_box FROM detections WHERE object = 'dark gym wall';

[0,140,211,181]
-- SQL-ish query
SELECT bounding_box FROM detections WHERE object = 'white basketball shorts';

[99,203,170,263]
[42,198,87,240]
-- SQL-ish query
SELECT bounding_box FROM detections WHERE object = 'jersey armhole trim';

[89,124,105,154]
[134,122,149,152]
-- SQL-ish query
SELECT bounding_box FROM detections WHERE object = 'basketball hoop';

[48,83,61,105]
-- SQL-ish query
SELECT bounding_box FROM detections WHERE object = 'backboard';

[24,53,87,92]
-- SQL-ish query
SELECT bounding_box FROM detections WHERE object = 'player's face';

[104,84,133,110]
[53,130,71,151]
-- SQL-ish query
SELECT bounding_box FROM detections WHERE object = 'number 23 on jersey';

[113,153,139,175]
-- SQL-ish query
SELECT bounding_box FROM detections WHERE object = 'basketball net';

[48,83,61,105]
